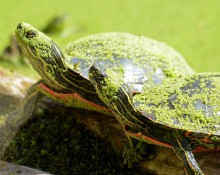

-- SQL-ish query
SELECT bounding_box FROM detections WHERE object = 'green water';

[1,0,220,73]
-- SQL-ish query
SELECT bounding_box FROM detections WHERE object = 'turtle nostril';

[17,23,23,30]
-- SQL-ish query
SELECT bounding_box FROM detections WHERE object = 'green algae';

[64,32,193,91]
[64,32,189,75]
[134,73,220,133]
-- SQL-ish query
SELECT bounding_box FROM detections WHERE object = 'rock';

[0,69,34,115]
[0,69,53,174]
[0,161,52,175]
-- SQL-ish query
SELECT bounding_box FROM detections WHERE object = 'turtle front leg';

[112,114,143,166]
[172,132,204,175]
[6,80,43,128]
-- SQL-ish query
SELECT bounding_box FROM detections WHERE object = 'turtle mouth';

[15,30,24,46]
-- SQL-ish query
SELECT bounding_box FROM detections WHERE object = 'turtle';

[14,22,193,117]
[89,61,220,175]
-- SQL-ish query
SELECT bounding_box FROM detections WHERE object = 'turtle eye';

[17,23,23,30]
[26,30,37,39]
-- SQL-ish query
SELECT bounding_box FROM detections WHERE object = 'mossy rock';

[2,96,153,175]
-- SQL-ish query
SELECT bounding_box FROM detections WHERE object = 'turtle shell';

[63,33,193,93]
[133,73,220,138]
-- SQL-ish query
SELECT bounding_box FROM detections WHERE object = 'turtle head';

[89,64,143,126]
[15,22,67,90]
[89,65,109,100]
[89,64,133,105]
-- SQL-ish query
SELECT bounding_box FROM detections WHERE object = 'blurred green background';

[1,0,220,75]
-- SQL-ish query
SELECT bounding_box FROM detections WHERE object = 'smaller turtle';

[14,22,193,117]
[89,64,220,175]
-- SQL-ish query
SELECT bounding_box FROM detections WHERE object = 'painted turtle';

[89,63,220,175]
[15,22,193,116]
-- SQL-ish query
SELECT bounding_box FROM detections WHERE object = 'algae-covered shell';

[134,73,220,136]
[63,32,193,92]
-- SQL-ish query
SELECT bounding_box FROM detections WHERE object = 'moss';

[2,98,152,175]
